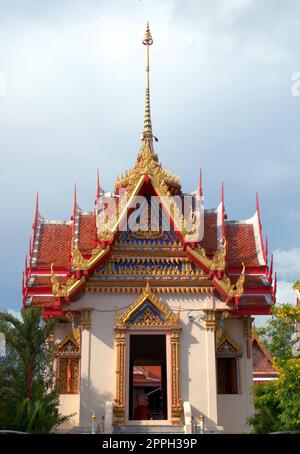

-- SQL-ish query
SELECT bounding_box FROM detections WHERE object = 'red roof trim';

[234,307,272,315]
[227,266,268,275]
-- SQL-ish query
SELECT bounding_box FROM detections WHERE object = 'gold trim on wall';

[85,284,215,294]
[114,332,127,424]
[113,282,182,425]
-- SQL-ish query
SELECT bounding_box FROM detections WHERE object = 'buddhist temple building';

[22,24,276,433]
[252,335,279,386]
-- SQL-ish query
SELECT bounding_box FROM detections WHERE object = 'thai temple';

[22,24,276,434]
[251,335,279,386]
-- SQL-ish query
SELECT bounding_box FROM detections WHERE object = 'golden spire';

[141,22,154,145]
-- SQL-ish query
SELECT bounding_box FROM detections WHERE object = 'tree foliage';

[248,359,300,433]
[0,308,72,433]
[256,303,299,359]
[249,304,300,433]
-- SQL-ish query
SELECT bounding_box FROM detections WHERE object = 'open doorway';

[129,334,167,421]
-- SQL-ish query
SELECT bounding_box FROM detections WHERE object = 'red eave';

[27,288,53,296]
[253,372,279,378]
[234,306,272,315]
[227,266,268,275]
[28,268,69,275]
[23,176,275,309]
[42,309,65,319]
[243,288,273,295]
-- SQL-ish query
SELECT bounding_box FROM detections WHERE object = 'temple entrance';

[114,284,181,425]
[129,334,167,421]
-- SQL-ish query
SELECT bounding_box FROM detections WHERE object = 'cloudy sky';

[0,0,300,322]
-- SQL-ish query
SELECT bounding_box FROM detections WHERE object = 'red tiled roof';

[238,295,270,305]
[226,222,259,266]
[25,196,272,310]
[78,213,96,254]
[229,275,268,288]
[31,275,67,287]
[252,337,279,386]
[199,212,218,255]
[31,296,60,307]
[36,223,72,268]
[252,339,274,372]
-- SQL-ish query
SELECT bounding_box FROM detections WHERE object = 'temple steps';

[113,425,185,434]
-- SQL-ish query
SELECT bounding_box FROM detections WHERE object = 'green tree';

[275,358,300,430]
[256,303,299,359]
[247,381,281,434]
[248,358,300,433]
[249,304,300,433]
[0,308,71,433]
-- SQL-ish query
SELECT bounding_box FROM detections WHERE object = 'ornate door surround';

[113,282,182,425]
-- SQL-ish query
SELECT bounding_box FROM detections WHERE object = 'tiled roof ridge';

[225,212,257,225]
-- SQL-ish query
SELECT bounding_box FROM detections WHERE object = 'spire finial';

[221,182,225,241]
[141,22,154,145]
[33,191,39,229]
[198,169,203,197]
[96,168,101,200]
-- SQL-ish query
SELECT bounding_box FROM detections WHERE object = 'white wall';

[217,318,254,433]
[57,395,80,431]
[55,292,254,432]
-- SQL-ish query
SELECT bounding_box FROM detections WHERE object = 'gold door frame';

[113,283,181,425]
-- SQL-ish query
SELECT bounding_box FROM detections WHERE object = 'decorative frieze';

[85,285,214,294]
[241,316,253,359]
[204,310,216,331]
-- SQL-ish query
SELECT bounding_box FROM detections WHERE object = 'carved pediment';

[56,329,81,356]
[115,282,180,330]
[216,331,242,357]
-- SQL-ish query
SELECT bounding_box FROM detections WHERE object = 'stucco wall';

[55,291,254,433]
[57,394,80,431]
[217,318,254,433]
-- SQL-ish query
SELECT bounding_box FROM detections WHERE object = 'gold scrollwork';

[193,240,226,272]
[216,331,242,357]
[115,142,180,197]
[204,310,216,331]
[51,264,87,298]
[85,285,215,294]
[51,264,76,298]
[97,229,115,242]
[72,244,90,270]
[115,281,180,329]
[210,239,227,271]
[225,263,246,298]
[72,244,108,271]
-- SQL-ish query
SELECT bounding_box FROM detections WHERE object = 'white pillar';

[104,401,113,434]
[204,311,218,427]
[79,326,92,426]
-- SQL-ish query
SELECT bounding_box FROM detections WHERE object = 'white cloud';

[0,1,300,313]
[0,308,22,320]
[276,280,296,304]
[254,280,296,328]
[254,315,270,328]
[273,248,300,281]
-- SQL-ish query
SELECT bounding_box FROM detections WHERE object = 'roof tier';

[23,184,276,317]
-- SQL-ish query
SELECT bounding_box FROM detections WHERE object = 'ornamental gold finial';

[141,22,154,145]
